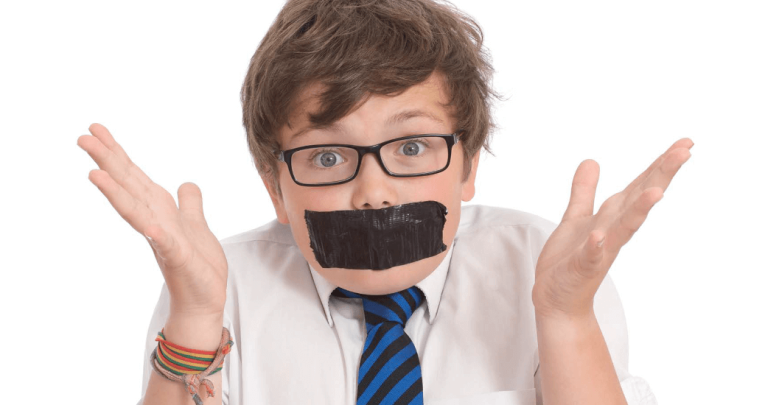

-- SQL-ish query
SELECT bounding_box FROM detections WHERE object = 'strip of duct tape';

[304,200,448,270]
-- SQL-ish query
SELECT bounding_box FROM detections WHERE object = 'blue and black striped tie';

[332,286,425,405]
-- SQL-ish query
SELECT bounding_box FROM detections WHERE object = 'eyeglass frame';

[276,130,464,187]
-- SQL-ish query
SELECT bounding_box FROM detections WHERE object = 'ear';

[261,173,290,224]
[461,151,480,202]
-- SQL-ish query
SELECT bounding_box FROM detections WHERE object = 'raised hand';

[77,123,228,318]
[532,138,693,320]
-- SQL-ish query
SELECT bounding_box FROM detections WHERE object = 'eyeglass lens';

[290,136,449,185]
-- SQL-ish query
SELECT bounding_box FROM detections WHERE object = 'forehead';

[284,72,454,137]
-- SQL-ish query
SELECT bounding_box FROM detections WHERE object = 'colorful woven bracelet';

[154,329,226,375]
[150,327,234,405]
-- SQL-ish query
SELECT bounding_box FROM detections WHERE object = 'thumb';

[178,182,207,223]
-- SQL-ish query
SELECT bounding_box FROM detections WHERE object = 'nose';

[350,152,398,210]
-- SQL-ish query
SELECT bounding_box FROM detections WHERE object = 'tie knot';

[332,286,425,329]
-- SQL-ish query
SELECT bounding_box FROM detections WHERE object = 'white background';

[1,0,763,403]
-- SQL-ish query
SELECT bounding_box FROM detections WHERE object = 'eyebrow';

[288,108,444,143]
[289,121,345,142]
[385,109,444,126]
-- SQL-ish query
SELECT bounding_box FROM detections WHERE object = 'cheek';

[403,166,463,203]
[403,175,463,231]
[281,183,351,220]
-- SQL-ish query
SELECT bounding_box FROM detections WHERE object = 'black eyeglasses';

[277,131,463,187]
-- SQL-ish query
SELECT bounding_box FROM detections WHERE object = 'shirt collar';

[309,240,455,328]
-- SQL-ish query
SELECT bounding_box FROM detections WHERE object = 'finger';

[88,169,153,233]
[87,123,157,185]
[632,147,691,202]
[609,187,664,249]
[178,182,207,224]
[623,138,693,196]
[574,229,607,278]
[78,125,156,205]
[562,159,600,222]
[88,123,136,165]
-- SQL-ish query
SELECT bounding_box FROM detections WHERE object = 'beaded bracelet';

[150,327,234,405]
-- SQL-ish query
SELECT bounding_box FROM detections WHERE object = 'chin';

[317,253,443,295]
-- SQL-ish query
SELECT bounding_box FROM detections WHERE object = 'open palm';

[78,123,227,316]
[532,138,693,319]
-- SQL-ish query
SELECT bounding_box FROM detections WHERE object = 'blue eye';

[398,140,427,156]
[312,151,345,168]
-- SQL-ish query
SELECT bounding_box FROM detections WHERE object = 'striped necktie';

[332,286,425,405]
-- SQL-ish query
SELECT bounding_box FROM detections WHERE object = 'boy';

[78,0,692,404]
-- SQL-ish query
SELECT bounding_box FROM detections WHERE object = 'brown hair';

[241,0,499,194]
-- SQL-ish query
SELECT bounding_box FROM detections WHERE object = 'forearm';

[535,310,627,405]
[142,314,224,405]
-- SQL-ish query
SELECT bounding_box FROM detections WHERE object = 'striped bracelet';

[150,327,234,405]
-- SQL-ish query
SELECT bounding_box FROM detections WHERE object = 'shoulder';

[456,204,558,240]
[451,205,560,279]
[218,219,304,285]
[220,218,297,247]
[446,205,560,313]
[219,219,299,259]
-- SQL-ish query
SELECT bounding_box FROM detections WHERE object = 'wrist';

[533,297,597,322]
[531,286,596,322]
[535,309,602,359]
[534,307,598,333]
[163,312,225,352]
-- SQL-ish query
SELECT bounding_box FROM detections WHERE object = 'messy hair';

[241,0,499,194]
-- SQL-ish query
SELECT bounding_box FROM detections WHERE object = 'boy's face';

[263,72,479,295]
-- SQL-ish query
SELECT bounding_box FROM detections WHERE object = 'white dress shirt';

[138,204,658,404]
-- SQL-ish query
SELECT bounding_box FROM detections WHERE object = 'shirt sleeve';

[594,274,658,405]
[136,283,171,404]
[532,273,659,405]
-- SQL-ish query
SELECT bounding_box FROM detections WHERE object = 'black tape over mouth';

[304,201,448,270]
